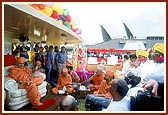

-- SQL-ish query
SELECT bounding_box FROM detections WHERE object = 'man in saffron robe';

[52,68,73,94]
[5,57,44,106]
[79,67,105,92]
[93,69,114,98]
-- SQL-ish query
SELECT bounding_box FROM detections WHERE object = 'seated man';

[33,61,45,73]
[32,60,46,80]
[79,67,105,92]
[103,78,130,111]
[57,95,78,111]
[93,69,114,98]
[5,57,44,106]
[67,66,80,83]
[52,68,73,94]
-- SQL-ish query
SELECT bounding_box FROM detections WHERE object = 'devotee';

[18,33,30,62]
[67,66,80,83]
[45,45,54,80]
[114,54,129,71]
[129,50,152,82]
[5,57,44,106]
[116,54,137,78]
[142,43,164,96]
[128,43,164,111]
[33,61,45,73]
[55,46,72,75]
[79,67,105,92]
[93,69,114,98]
[58,95,78,111]
[45,45,56,86]
[42,45,48,66]
[32,60,46,80]
[72,55,78,70]
[52,68,73,94]
[103,78,130,111]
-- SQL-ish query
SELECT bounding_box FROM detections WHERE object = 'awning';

[4,4,83,45]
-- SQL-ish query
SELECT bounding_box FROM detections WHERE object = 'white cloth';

[102,96,130,111]
[33,71,46,80]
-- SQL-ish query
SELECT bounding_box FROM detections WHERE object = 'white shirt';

[130,60,164,82]
[130,60,155,81]
[102,96,130,111]
[145,62,164,83]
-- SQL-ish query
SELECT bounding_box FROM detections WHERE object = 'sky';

[62,2,165,45]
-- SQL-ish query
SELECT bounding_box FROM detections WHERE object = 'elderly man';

[5,57,44,106]
[93,69,114,98]
[79,67,105,92]
[103,78,130,111]
[52,68,73,94]
[57,95,78,111]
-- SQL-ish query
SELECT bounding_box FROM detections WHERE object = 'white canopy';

[122,41,146,50]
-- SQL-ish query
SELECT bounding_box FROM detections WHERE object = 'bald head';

[96,67,103,76]
[110,78,129,100]
[59,95,78,111]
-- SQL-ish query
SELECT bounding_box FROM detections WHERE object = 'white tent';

[122,41,146,50]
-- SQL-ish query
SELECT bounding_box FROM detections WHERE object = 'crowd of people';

[4,42,164,111]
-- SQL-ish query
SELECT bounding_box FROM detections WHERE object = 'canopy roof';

[4,4,83,45]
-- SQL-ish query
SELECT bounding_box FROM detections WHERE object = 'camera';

[124,72,141,88]
[130,88,163,111]
[85,94,111,111]
[136,89,153,98]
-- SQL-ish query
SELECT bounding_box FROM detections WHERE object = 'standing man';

[54,46,59,55]
[50,46,59,84]
[45,45,55,86]
[43,45,49,67]
[56,46,71,75]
